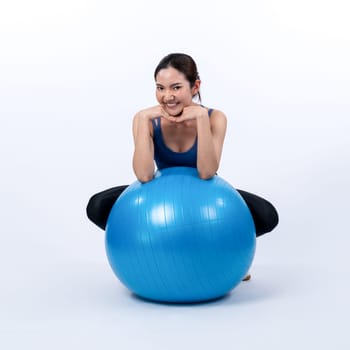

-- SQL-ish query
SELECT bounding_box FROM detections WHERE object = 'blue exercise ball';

[105,167,256,303]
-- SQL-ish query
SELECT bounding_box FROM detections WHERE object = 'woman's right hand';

[135,105,170,122]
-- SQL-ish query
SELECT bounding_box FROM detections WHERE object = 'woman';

[87,53,279,246]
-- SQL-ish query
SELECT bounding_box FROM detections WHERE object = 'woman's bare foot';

[242,274,251,281]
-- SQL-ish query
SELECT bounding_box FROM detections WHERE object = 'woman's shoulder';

[201,104,225,116]
[206,107,227,132]
[204,106,227,121]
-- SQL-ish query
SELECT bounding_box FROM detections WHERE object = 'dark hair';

[154,53,201,102]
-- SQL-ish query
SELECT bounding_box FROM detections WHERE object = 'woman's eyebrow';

[156,82,182,87]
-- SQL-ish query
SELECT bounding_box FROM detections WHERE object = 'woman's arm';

[169,106,227,179]
[132,105,169,183]
[196,109,227,179]
[132,113,155,183]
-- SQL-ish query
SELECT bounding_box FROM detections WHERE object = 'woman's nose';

[164,91,175,101]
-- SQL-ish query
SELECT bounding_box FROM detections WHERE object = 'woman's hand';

[136,105,170,122]
[166,105,208,123]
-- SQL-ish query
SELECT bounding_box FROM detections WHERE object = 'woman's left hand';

[167,105,208,123]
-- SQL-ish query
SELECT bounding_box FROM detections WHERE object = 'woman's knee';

[86,193,102,223]
[266,202,279,230]
[86,186,129,230]
[256,201,279,236]
[237,189,279,236]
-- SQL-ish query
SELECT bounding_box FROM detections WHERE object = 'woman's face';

[155,66,199,116]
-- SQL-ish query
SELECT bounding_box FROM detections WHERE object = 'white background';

[1,0,349,349]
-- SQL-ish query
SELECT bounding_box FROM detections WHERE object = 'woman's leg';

[87,186,279,235]
[86,185,128,230]
[237,189,279,237]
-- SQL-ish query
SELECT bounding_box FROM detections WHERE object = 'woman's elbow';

[136,173,154,183]
[198,170,216,180]
[197,162,219,180]
[133,162,155,183]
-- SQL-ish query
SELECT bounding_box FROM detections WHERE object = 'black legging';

[86,185,279,237]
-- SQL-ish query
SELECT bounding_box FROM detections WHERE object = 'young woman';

[87,53,279,245]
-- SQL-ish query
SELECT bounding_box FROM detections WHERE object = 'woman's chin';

[168,109,183,117]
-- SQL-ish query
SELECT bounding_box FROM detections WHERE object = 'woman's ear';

[192,79,201,96]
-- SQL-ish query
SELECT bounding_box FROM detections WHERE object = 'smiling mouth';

[166,102,178,108]
[164,102,183,116]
